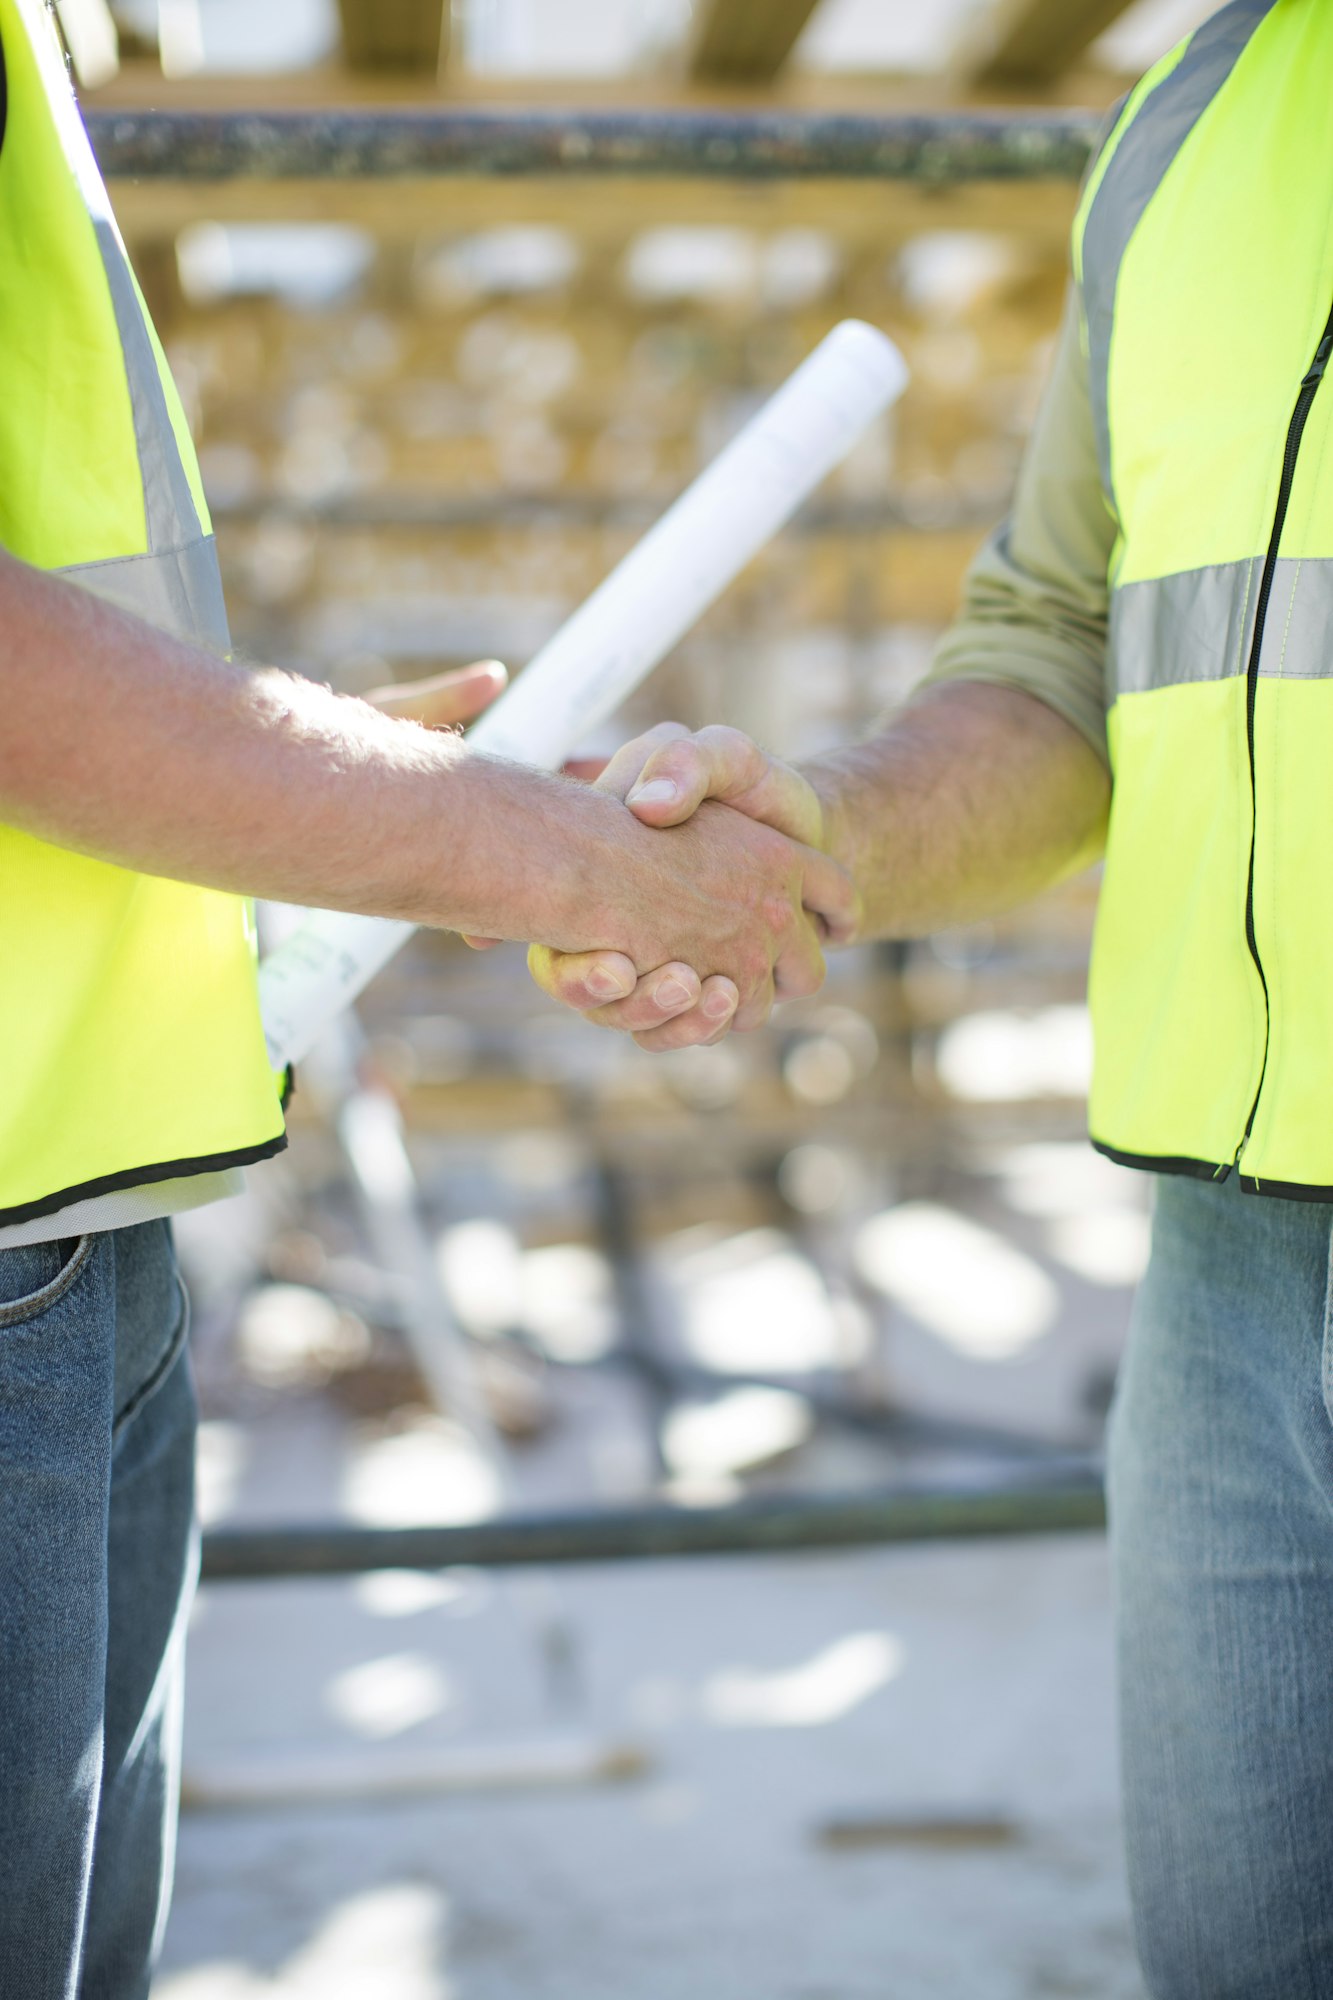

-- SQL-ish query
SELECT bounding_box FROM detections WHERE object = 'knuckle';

[667,741,708,786]
[754,825,791,871]
[641,722,690,764]
[704,724,748,760]
[727,727,761,777]
[740,949,771,992]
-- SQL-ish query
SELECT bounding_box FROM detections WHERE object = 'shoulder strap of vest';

[0,0,228,646]
[1074,0,1277,520]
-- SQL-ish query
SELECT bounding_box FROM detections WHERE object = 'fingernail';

[654,976,692,1008]
[586,967,630,1001]
[628,779,679,808]
[703,988,737,1021]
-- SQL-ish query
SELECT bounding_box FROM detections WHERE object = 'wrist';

[548,786,662,960]
[440,757,653,955]
[801,759,865,919]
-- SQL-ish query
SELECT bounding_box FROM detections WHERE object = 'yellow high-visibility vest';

[1077,0,1333,1197]
[0,0,285,1227]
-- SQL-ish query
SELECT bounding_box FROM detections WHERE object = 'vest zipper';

[1234,299,1333,1170]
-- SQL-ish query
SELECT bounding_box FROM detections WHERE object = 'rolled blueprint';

[257,320,909,1068]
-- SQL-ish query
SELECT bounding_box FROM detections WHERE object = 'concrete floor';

[156,1534,1140,1999]
[157,1115,1148,1998]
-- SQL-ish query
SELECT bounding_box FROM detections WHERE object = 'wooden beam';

[105,7,159,64]
[956,0,1137,88]
[106,171,1079,249]
[335,0,448,75]
[689,0,823,83]
[86,58,1131,115]
[90,104,1091,246]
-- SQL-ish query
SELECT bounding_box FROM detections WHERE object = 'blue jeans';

[1111,1172,1333,1997]
[0,1222,197,2000]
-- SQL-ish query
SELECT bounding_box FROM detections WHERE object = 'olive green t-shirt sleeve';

[919,286,1115,768]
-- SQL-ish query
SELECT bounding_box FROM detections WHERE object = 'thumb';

[626,726,823,847]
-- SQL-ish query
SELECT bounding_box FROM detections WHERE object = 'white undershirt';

[0,1169,247,1247]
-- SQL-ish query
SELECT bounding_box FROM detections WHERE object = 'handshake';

[376,661,861,1050]
[522,719,861,1049]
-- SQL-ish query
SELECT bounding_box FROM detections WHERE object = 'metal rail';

[200,1474,1106,1580]
[85,108,1098,184]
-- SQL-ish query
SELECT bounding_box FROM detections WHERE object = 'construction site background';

[62,2,1211,1992]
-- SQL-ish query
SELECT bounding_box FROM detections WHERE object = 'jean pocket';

[0,1235,95,1329]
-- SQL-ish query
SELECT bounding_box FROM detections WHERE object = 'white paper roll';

[258,320,908,1069]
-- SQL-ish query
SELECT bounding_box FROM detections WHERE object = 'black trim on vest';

[0,17,7,156]
[1233,295,1333,1166]
[1090,1138,1232,1183]
[1237,1174,1333,1206]
[0,1132,289,1228]
[1091,1138,1333,1205]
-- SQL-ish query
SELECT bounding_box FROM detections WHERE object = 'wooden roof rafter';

[688,0,825,84]
[954,0,1138,88]
[336,0,450,76]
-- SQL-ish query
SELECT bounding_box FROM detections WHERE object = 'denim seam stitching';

[113,1265,190,1439]
[0,1233,95,1327]
[1322,1230,1333,1426]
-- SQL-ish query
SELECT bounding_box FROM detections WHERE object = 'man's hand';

[530,723,859,1050]
[364,660,507,730]
[363,687,855,1028]
[577,780,852,1041]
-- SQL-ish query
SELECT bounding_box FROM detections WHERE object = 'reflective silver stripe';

[1111,557,1333,695]
[71,219,233,654]
[1081,0,1274,516]
[21,7,230,651]
[92,217,204,560]
[60,536,231,654]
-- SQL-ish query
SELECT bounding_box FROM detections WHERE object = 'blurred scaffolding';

[63,2,1211,1992]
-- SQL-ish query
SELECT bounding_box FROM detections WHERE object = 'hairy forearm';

[0,550,621,942]
[805,681,1110,941]
[0,552,846,1004]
